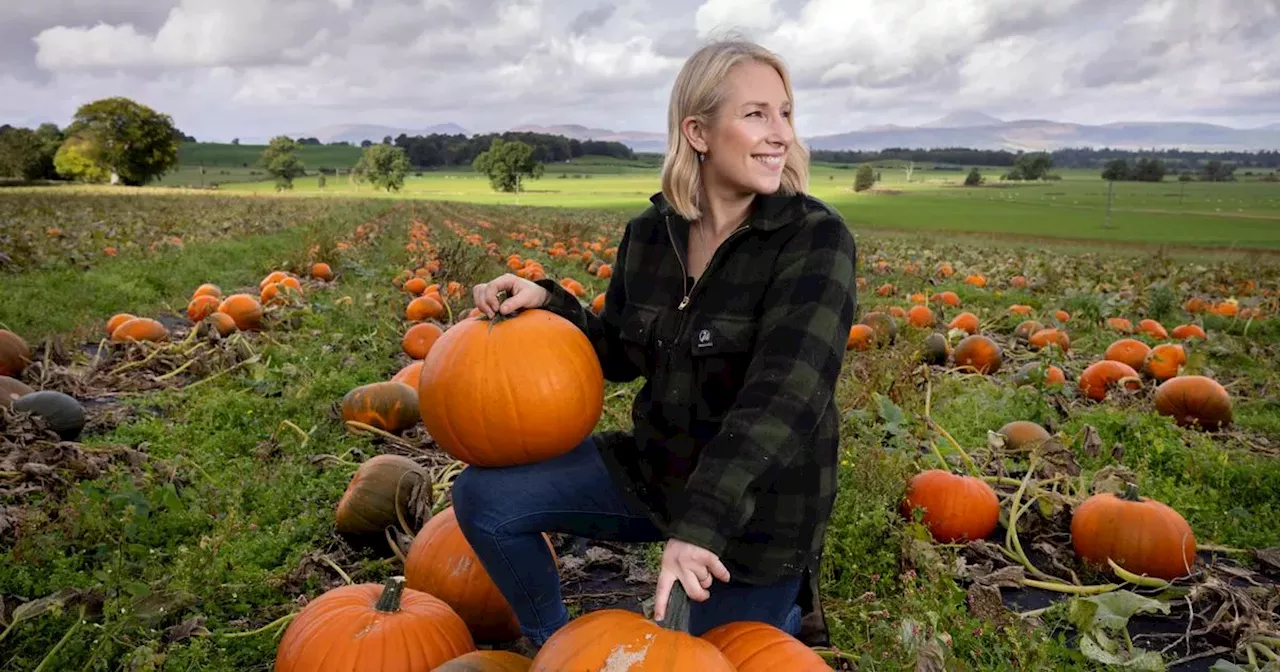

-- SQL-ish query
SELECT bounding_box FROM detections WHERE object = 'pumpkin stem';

[1119,482,1142,502]
[375,576,407,613]
[658,581,692,633]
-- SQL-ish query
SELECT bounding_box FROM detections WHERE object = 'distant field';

[214,160,1280,249]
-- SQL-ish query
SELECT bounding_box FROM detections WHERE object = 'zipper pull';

[677,296,690,310]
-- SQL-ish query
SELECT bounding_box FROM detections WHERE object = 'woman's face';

[693,60,794,197]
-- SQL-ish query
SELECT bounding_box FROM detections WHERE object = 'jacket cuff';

[667,490,733,557]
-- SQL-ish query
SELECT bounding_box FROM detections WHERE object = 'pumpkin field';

[2,186,1280,671]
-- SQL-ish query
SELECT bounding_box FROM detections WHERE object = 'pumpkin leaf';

[1067,590,1171,633]
[1208,660,1249,672]
[1077,631,1167,670]
[873,392,906,437]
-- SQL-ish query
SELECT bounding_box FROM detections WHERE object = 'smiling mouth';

[753,154,783,168]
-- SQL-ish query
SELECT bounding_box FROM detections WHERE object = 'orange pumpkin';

[218,294,264,331]
[1028,328,1070,353]
[700,621,830,671]
[1106,317,1134,333]
[106,313,136,336]
[341,381,420,433]
[403,322,444,360]
[407,296,446,322]
[1104,338,1151,371]
[207,312,238,336]
[110,317,170,343]
[188,295,221,322]
[404,277,429,295]
[996,420,1052,451]
[931,291,961,307]
[392,361,423,390]
[876,282,896,297]
[192,283,222,300]
[1153,375,1232,430]
[530,584,734,671]
[1137,319,1169,340]
[405,506,553,642]
[1171,324,1206,340]
[260,270,290,288]
[952,334,1002,374]
[1070,484,1196,581]
[1013,361,1066,388]
[887,306,907,320]
[0,330,31,378]
[436,651,533,671]
[846,324,875,351]
[1078,360,1141,401]
[1054,309,1070,323]
[906,304,935,328]
[417,310,604,467]
[335,454,429,535]
[964,274,987,288]
[948,312,980,335]
[311,262,334,281]
[901,469,1000,543]
[590,293,605,315]
[1013,320,1044,342]
[1144,343,1186,381]
[274,576,475,671]
[1008,304,1033,317]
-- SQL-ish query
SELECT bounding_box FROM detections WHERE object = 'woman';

[453,37,857,653]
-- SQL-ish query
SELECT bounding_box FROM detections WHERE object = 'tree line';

[812,146,1280,171]
[379,132,634,169]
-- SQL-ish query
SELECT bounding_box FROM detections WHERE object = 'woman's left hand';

[653,538,731,622]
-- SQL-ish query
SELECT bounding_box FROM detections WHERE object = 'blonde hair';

[660,36,810,222]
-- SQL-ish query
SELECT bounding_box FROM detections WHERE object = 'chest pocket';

[689,313,759,421]
[618,304,661,377]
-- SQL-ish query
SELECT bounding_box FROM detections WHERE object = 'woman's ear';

[681,116,708,155]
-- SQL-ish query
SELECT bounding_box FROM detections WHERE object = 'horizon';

[3,1,1278,143]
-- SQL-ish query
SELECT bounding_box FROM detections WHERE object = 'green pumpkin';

[12,390,86,440]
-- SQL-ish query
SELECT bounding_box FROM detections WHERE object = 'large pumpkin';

[1028,328,1070,353]
[335,454,430,535]
[110,317,170,343]
[1070,484,1196,581]
[0,329,31,378]
[859,311,898,346]
[436,651,533,671]
[1078,360,1141,401]
[404,506,554,643]
[218,293,264,331]
[996,420,1051,451]
[952,334,1002,374]
[417,310,603,467]
[1144,343,1186,381]
[0,375,34,407]
[530,584,735,671]
[948,312,980,335]
[274,576,476,671]
[341,381,420,433]
[1153,375,1232,430]
[900,469,1000,543]
[700,621,830,671]
[12,390,86,440]
[1104,338,1150,370]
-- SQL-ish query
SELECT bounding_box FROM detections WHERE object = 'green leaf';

[1068,590,1171,633]
[873,392,906,436]
[1079,632,1167,670]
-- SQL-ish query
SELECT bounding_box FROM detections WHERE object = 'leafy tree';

[352,144,411,192]
[258,135,306,191]
[0,123,63,180]
[1101,158,1130,181]
[963,167,983,186]
[360,139,373,148]
[1133,157,1166,182]
[1012,152,1052,181]
[854,164,875,191]
[62,97,179,185]
[472,138,544,193]
[54,134,111,183]
[231,138,240,145]
[1200,160,1236,182]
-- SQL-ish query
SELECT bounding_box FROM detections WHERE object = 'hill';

[178,142,363,170]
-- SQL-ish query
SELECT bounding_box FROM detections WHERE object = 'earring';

[698,152,706,163]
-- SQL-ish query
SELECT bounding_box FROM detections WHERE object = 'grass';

[2,191,1279,670]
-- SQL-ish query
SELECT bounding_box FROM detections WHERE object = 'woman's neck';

[698,176,755,237]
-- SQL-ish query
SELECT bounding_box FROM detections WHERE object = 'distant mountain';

[919,111,1004,128]
[508,123,667,152]
[806,118,1280,152]
[1264,122,1280,131]
[301,122,469,144]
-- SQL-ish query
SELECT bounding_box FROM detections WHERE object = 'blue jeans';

[451,435,803,645]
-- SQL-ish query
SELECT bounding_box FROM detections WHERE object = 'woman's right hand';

[472,273,550,318]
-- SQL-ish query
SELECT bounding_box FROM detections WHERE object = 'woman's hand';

[652,538,731,622]
[472,273,550,318]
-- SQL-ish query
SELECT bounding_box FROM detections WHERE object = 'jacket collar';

[649,189,800,232]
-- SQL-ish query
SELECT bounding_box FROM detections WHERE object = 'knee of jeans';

[450,467,495,533]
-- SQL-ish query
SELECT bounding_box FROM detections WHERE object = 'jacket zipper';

[666,215,750,340]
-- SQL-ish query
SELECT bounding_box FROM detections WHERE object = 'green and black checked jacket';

[536,189,857,585]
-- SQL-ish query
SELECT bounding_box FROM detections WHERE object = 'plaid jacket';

[536,189,857,585]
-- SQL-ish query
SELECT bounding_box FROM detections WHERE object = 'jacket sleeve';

[667,212,857,556]
[534,219,642,384]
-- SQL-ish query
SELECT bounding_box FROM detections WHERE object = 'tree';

[62,97,179,185]
[352,144,411,192]
[853,164,875,192]
[54,134,110,183]
[472,138,544,193]
[0,125,62,180]
[231,138,240,145]
[1012,152,1052,181]
[258,135,306,191]
[1101,158,1130,181]
[964,167,983,186]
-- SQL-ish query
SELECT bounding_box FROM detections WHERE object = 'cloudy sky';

[2,0,1277,142]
